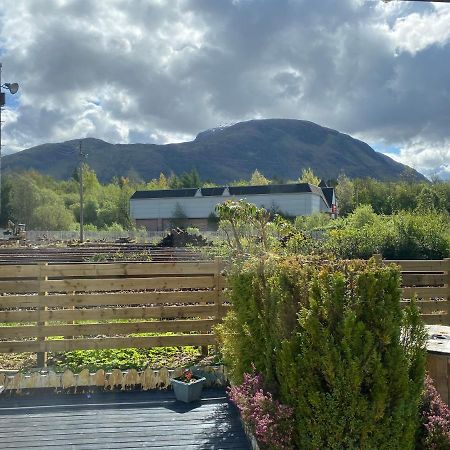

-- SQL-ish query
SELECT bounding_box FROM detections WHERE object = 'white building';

[130,183,336,231]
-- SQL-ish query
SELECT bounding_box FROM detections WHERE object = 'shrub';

[324,210,450,260]
[228,368,294,450]
[217,255,427,449]
[277,261,426,449]
[417,375,450,449]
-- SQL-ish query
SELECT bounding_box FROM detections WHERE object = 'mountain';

[2,119,425,183]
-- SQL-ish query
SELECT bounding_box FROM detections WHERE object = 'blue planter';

[170,377,206,403]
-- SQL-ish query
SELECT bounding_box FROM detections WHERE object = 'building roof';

[321,187,335,207]
[131,188,198,199]
[200,187,225,196]
[131,183,335,208]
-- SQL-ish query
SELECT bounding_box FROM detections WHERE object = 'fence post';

[36,262,48,367]
[210,257,224,356]
[373,254,383,266]
[446,259,450,326]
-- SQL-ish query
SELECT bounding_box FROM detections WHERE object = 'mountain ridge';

[2,119,426,182]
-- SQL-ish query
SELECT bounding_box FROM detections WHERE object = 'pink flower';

[228,369,294,450]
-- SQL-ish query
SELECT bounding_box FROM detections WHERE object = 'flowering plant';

[228,367,294,450]
[176,368,197,384]
[417,374,450,449]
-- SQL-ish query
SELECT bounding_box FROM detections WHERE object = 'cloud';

[383,140,450,181]
[0,0,449,178]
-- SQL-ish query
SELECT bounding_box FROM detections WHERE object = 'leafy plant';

[416,375,450,449]
[174,368,202,383]
[49,345,206,372]
[229,368,295,450]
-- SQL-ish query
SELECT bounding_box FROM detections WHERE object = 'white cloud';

[0,0,449,178]
[390,5,450,55]
[384,140,450,180]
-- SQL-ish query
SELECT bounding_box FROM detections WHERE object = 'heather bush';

[228,369,294,450]
[417,375,450,449]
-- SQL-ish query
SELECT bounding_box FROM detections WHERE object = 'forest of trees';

[1,166,449,231]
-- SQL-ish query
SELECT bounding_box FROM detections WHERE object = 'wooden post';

[446,258,450,326]
[200,258,222,357]
[64,291,76,340]
[36,262,48,367]
[373,254,383,266]
[211,257,224,355]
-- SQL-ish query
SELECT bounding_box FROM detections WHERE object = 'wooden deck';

[0,389,251,449]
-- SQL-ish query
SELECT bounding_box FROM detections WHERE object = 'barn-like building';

[130,183,336,232]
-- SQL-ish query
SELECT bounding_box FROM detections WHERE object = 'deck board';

[0,389,251,449]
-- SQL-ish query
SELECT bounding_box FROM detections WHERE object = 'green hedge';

[217,255,426,449]
[322,208,450,260]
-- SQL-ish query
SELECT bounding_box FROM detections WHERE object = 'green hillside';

[3,119,425,182]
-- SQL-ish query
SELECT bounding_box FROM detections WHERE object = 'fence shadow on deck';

[0,389,251,450]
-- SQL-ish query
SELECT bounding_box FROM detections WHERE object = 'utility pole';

[0,62,3,221]
[79,140,86,243]
[0,63,19,226]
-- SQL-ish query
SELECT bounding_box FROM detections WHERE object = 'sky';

[1,0,450,179]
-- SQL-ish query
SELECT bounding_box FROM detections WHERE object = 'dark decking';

[0,389,251,449]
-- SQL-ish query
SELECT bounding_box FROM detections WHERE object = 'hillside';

[2,119,425,182]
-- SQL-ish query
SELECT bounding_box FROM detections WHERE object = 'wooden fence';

[0,257,448,364]
[0,259,226,365]
[385,258,450,325]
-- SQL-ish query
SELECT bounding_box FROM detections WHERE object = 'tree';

[416,186,446,213]
[298,168,320,185]
[83,199,99,225]
[0,176,13,226]
[250,169,270,185]
[9,174,42,226]
[32,204,75,230]
[80,164,101,195]
[171,169,202,188]
[97,202,119,228]
[335,173,355,216]
[118,183,134,229]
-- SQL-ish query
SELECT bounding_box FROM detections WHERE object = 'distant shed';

[130,183,336,231]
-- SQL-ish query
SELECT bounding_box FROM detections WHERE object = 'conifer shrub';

[217,255,426,449]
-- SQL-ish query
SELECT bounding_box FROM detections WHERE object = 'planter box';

[170,377,206,403]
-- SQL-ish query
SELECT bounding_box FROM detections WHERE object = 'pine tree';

[250,169,270,185]
[298,167,320,185]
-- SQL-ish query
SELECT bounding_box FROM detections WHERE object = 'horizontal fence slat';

[401,273,446,287]
[401,300,449,314]
[0,265,39,278]
[0,334,217,353]
[386,260,447,271]
[0,277,215,294]
[419,314,449,325]
[388,257,448,326]
[0,319,217,339]
[0,304,229,323]
[402,287,447,299]
[42,261,217,277]
[0,280,39,294]
[0,291,219,308]
[41,276,215,293]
